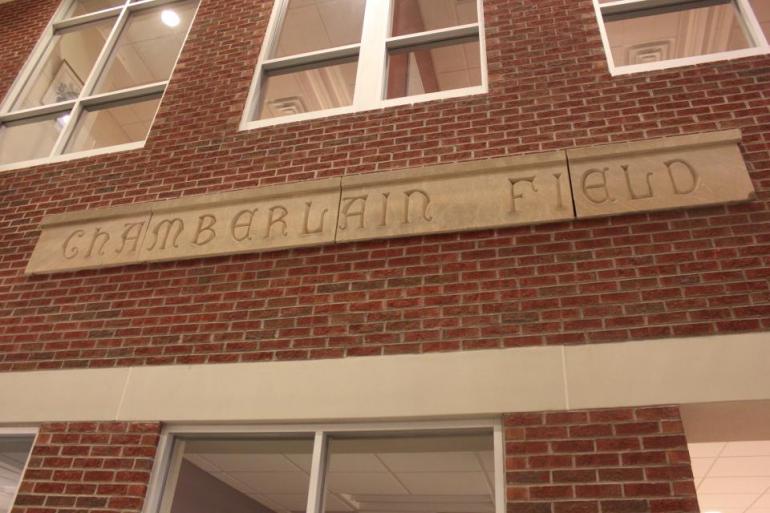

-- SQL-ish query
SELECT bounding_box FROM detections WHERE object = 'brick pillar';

[12,422,161,513]
[504,406,699,513]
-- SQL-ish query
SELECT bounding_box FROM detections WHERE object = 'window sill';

[238,85,488,131]
[608,47,770,76]
[0,141,146,174]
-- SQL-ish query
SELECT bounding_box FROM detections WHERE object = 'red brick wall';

[0,0,769,370]
[13,422,161,513]
[505,406,699,513]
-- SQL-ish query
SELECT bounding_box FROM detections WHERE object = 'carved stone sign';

[336,151,573,243]
[567,130,755,218]
[25,129,755,275]
[26,179,341,274]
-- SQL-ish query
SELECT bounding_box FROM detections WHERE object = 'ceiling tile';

[378,451,483,472]
[722,442,770,457]
[262,493,309,512]
[698,493,763,508]
[397,471,491,495]
[199,453,306,472]
[690,458,715,479]
[327,453,388,472]
[690,443,727,458]
[231,471,310,494]
[325,472,409,495]
[185,454,220,472]
[477,451,495,473]
[699,477,770,494]
[710,457,770,477]
[286,453,313,472]
[755,492,770,508]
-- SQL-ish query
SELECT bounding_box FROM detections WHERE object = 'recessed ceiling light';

[161,9,180,28]
[56,113,71,129]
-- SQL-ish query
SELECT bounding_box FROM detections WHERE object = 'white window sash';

[143,419,505,513]
[593,0,770,75]
[240,0,488,131]
[0,0,199,171]
[0,427,40,513]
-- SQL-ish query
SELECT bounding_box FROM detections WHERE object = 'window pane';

[167,438,313,513]
[66,0,124,18]
[749,0,770,41]
[64,95,160,153]
[13,18,116,110]
[392,0,478,37]
[0,113,67,165]
[386,39,481,99]
[604,1,751,67]
[256,59,357,120]
[0,436,35,513]
[323,432,495,513]
[271,0,365,58]
[94,1,197,94]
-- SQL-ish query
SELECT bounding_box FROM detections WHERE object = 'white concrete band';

[0,332,768,423]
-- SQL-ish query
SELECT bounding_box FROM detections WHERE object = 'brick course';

[0,0,768,370]
[12,422,161,513]
[504,407,699,513]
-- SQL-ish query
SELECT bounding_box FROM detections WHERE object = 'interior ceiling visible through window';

[180,437,494,513]
[689,441,770,513]
[261,0,479,117]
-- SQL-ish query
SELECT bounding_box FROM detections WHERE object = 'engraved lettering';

[509,176,537,214]
[231,208,258,242]
[193,214,217,246]
[148,218,184,250]
[581,168,613,204]
[665,159,699,195]
[403,189,432,224]
[116,222,145,255]
[86,228,110,257]
[553,173,565,210]
[62,229,85,260]
[339,195,368,230]
[265,205,288,238]
[379,192,390,227]
[302,201,327,235]
[621,164,654,200]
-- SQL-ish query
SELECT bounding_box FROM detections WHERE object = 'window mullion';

[734,0,769,46]
[306,431,328,513]
[81,81,167,107]
[493,421,505,513]
[0,100,76,123]
[49,3,130,157]
[49,101,83,157]
[263,44,361,72]
[386,24,480,51]
[352,0,391,109]
[3,28,61,114]
[78,5,130,100]
[52,6,124,30]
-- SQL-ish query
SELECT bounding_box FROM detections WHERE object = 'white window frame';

[593,0,770,75]
[0,427,39,513]
[0,0,200,173]
[143,419,505,513]
[240,0,489,130]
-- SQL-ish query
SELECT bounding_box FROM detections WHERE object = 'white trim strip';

[0,332,768,424]
[306,431,327,513]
